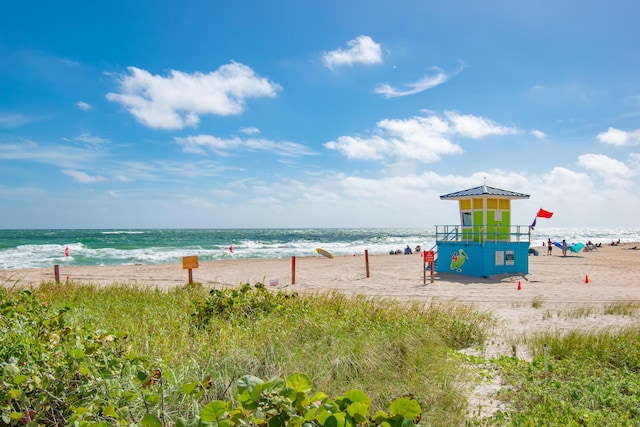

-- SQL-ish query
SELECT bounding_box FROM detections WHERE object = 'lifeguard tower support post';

[435,185,531,278]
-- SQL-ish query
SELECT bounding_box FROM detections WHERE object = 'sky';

[1,0,639,229]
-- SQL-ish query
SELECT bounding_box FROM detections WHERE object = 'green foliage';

[0,287,421,426]
[484,327,640,425]
[190,282,298,328]
[1,288,150,425]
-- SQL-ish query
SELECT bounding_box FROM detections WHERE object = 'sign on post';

[182,256,199,284]
[423,251,435,284]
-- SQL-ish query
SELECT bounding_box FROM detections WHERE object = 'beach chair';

[584,243,598,252]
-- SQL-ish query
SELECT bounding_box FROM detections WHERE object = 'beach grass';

[4,281,640,426]
[2,281,495,426]
[485,327,640,426]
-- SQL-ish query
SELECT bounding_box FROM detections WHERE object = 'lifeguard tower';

[435,184,531,278]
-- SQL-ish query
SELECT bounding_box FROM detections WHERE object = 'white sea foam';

[1,227,638,270]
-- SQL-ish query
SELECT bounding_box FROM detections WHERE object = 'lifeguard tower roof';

[440,185,529,200]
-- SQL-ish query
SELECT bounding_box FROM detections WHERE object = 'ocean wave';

[1,227,638,270]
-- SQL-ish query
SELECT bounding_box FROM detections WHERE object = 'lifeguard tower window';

[462,212,472,226]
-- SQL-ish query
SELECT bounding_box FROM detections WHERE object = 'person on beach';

[547,238,552,256]
[562,239,567,257]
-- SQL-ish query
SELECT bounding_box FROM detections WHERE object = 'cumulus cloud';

[324,135,392,160]
[76,101,92,111]
[325,111,522,163]
[578,153,633,187]
[322,35,382,70]
[175,134,316,157]
[445,111,521,138]
[374,68,449,98]
[106,62,281,130]
[597,127,640,146]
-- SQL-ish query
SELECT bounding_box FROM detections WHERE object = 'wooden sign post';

[423,251,435,284]
[182,256,199,284]
[292,256,296,285]
[365,249,370,278]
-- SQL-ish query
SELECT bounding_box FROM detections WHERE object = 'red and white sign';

[424,251,435,263]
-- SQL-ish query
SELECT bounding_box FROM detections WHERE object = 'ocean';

[1,227,639,270]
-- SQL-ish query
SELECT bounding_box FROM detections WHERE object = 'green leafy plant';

[190,283,298,328]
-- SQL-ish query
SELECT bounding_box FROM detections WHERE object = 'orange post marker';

[585,275,589,283]
[517,281,522,290]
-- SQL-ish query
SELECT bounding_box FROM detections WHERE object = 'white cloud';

[325,114,459,162]
[374,68,449,98]
[531,130,547,139]
[239,126,260,135]
[174,135,237,156]
[175,134,316,157]
[578,153,632,187]
[597,127,640,146]
[325,111,522,163]
[445,111,521,138]
[322,35,383,70]
[324,135,392,160]
[74,132,110,145]
[62,169,107,183]
[0,140,100,168]
[106,62,281,130]
[76,101,92,111]
[0,114,37,128]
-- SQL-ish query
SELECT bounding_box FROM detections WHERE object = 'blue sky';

[1,0,639,229]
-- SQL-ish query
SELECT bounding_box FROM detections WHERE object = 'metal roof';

[440,185,530,200]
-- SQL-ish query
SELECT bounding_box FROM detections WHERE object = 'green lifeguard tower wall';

[436,185,531,278]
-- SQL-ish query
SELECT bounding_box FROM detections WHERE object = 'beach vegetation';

[481,327,640,426]
[603,301,640,317]
[5,281,640,426]
[530,296,544,309]
[0,282,494,426]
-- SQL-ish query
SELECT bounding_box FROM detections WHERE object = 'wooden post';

[188,269,193,284]
[430,261,434,284]
[54,264,60,283]
[292,256,296,284]
[365,250,370,278]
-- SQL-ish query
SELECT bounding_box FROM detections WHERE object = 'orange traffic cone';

[517,281,522,290]
[585,275,589,283]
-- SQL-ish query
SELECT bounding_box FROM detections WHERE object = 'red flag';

[229,245,233,253]
[65,246,69,257]
[536,208,553,219]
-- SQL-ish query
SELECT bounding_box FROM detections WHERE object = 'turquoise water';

[1,227,638,269]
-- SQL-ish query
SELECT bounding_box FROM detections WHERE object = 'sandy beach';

[3,242,639,338]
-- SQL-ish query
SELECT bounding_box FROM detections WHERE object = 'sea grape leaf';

[388,397,421,422]
[200,400,228,422]
[286,373,312,393]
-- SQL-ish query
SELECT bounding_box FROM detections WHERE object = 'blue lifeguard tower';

[435,184,531,278]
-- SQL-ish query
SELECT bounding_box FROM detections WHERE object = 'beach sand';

[3,242,639,340]
[3,242,639,418]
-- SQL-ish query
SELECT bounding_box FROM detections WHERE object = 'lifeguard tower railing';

[436,224,531,244]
